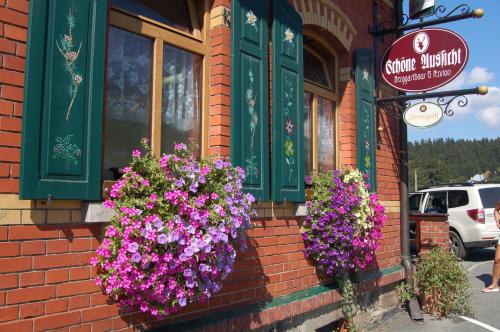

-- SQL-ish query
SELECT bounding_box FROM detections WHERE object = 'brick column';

[410,213,450,253]
[0,0,28,194]
[208,1,231,158]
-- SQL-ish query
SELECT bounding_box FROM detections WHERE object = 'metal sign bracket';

[370,4,483,38]
[370,1,485,135]
[376,86,488,120]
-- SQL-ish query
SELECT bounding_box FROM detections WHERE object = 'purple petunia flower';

[157,233,168,244]
[189,183,198,193]
[178,297,187,307]
[128,242,139,253]
[154,219,163,229]
[174,143,187,151]
[184,246,195,257]
[183,269,194,278]
[214,160,224,169]
[131,253,141,263]
[186,279,197,288]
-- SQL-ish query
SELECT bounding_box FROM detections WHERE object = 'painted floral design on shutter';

[362,67,371,171]
[245,68,259,179]
[52,135,82,165]
[284,27,295,52]
[361,68,371,176]
[56,8,83,121]
[52,6,83,165]
[283,78,295,181]
[246,10,258,31]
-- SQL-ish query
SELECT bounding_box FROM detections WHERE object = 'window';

[109,0,195,34]
[425,191,448,213]
[478,187,500,208]
[104,1,209,180]
[303,42,337,176]
[448,190,469,208]
[409,193,423,213]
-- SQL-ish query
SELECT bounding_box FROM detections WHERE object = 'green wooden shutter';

[20,0,107,200]
[231,0,270,201]
[355,49,377,191]
[271,0,304,202]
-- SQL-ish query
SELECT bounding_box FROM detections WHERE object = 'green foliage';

[337,272,358,332]
[408,137,500,190]
[395,281,415,306]
[415,247,474,317]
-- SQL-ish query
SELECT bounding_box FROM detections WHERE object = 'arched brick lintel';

[291,0,357,52]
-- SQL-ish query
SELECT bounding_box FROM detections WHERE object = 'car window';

[409,193,423,212]
[425,191,447,213]
[448,190,469,208]
[478,187,500,208]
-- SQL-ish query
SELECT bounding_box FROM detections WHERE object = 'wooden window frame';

[303,42,339,173]
[108,0,210,158]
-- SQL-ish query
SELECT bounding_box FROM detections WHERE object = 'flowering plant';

[92,140,255,318]
[302,168,386,275]
[302,169,386,330]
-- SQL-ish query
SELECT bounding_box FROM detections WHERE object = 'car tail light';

[467,209,485,223]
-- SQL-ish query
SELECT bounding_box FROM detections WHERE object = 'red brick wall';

[0,219,403,331]
[0,0,404,330]
[0,0,27,194]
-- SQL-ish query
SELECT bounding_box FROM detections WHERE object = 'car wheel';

[449,231,467,259]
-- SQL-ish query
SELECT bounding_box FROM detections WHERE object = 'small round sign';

[381,28,469,92]
[403,102,444,128]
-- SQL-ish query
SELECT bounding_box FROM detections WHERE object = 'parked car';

[410,183,500,259]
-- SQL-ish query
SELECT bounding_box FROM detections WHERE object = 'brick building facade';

[0,0,405,330]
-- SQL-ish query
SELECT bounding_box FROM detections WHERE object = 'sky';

[401,0,500,142]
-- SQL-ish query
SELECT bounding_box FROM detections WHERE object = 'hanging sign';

[403,102,444,128]
[381,28,469,92]
[410,0,435,19]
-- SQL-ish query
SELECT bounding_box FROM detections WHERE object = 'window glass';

[425,191,448,213]
[317,97,335,171]
[110,0,193,33]
[161,44,203,155]
[304,49,329,87]
[104,27,153,180]
[448,190,469,208]
[409,193,423,212]
[304,92,313,176]
[479,187,500,208]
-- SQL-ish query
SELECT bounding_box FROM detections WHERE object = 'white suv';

[410,183,500,259]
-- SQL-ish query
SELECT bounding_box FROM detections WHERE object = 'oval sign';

[403,102,444,128]
[381,28,468,92]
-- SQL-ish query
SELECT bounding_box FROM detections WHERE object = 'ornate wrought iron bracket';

[370,4,483,37]
[376,86,488,119]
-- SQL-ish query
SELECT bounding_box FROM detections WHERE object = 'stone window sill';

[82,202,308,223]
[82,202,114,223]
